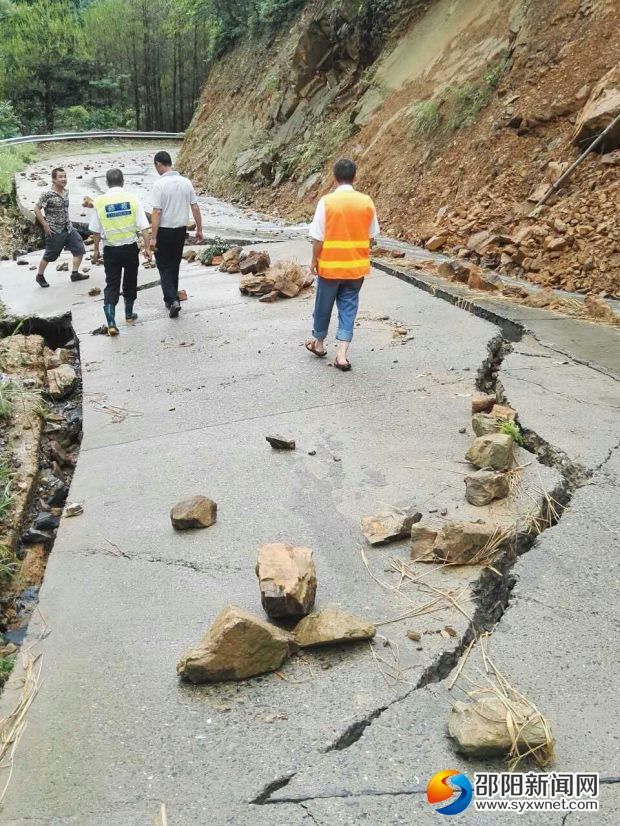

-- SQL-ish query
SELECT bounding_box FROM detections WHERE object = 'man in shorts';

[33,167,89,287]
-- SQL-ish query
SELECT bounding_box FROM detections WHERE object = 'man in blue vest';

[88,169,151,336]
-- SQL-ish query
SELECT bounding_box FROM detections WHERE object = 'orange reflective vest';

[317,190,375,280]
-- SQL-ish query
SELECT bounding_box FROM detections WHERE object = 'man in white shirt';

[88,168,151,336]
[150,150,204,318]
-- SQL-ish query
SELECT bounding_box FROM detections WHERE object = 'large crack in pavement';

[252,278,615,810]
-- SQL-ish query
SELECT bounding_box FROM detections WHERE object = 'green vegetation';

[410,99,441,137]
[289,114,354,177]
[0,145,35,195]
[0,456,12,523]
[198,237,232,264]
[0,655,16,685]
[500,420,524,446]
[0,0,308,134]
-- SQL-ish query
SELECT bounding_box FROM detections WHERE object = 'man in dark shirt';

[33,167,88,287]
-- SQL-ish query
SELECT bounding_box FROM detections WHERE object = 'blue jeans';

[312,277,364,342]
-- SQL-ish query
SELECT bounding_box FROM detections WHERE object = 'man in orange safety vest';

[305,158,379,371]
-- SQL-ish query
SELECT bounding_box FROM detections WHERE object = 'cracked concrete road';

[0,153,619,825]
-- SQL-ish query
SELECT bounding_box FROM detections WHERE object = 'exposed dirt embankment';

[180,0,619,297]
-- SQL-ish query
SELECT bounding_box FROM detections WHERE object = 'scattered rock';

[466,433,514,471]
[426,234,448,251]
[259,290,279,303]
[170,495,217,530]
[471,393,496,414]
[360,509,422,545]
[293,609,375,647]
[17,259,28,265]
[491,404,517,421]
[56,261,69,272]
[448,696,551,758]
[46,364,77,399]
[64,502,83,517]
[43,347,71,371]
[239,250,271,276]
[88,287,101,297]
[21,528,52,545]
[458,426,467,434]
[183,249,197,262]
[410,524,438,560]
[464,470,510,506]
[33,512,60,531]
[177,605,297,683]
[178,289,188,301]
[266,435,295,450]
[573,64,620,152]
[584,294,619,324]
[432,521,499,564]
[406,630,421,642]
[472,413,500,437]
[468,268,502,292]
[256,542,317,618]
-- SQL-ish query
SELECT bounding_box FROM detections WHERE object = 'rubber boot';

[104,304,119,337]
[124,298,138,323]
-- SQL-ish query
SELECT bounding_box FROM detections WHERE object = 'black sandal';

[36,274,50,288]
[334,359,352,372]
[305,340,327,358]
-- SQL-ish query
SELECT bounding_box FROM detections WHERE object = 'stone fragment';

[33,512,59,531]
[467,230,491,253]
[256,542,317,618]
[468,268,502,291]
[177,605,296,683]
[239,250,271,275]
[464,470,510,506]
[170,495,217,530]
[64,502,83,517]
[47,364,77,399]
[438,261,470,283]
[573,64,620,152]
[491,404,517,421]
[266,435,295,450]
[448,696,551,758]
[466,434,514,471]
[56,261,69,271]
[43,347,71,371]
[407,630,421,641]
[361,509,422,546]
[259,290,279,303]
[426,234,447,251]
[544,236,567,252]
[471,393,496,414]
[293,609,375,647]
[88,287,101,296]
[432,521,498,564]
[410,524,438,560]
[584,294,619,324]
[472,413,500,437]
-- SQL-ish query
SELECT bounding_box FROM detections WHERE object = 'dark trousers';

[103,243,139,306]
[155,226,186,305]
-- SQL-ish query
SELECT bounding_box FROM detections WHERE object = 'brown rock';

[256,543,316,618]
[432,521,499,564]
[438,261,470,283]
[259,290,279,303]
[177,605,296,683]
[544,237,567,252]
[47,364,77,399]
[467,231,491,253]
[471,413,500,437]
[410,524,438,560]
[171,495,217,530]
[491,404,517,421]
[266,435,295,450]
[361,509,422,546]
[464,470,510,506]
[448,696,551,758]
[293,609,375,647]
[466,434,514,471]
[584,294,619,324]
[573,65,620,152]
[471,393,496,414]
[183,249,197,262]
[468,269,502,291]
[426,234,448,251]
[43,347,71,371]
[239,250,271,275]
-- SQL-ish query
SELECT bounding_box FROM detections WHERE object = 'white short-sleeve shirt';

[88,187,149,246]
[308,184,380,242]
[152,170,198,228]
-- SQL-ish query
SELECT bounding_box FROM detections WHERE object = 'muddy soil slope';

[180,0,619,297]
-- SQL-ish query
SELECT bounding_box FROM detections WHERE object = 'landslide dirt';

[180,0,619,298]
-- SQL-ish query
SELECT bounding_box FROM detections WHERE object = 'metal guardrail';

[0,130,184,146]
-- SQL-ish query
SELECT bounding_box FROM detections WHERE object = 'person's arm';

[308,198,325,275]
[150,208,162,252]
[190,202,203,243]
[310,239,323,275]
[92,232,102,263]
[369,205,380,245]
[140,229,152,261]
[34,201,52,236]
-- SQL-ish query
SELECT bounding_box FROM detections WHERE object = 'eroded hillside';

[180,0,620,297]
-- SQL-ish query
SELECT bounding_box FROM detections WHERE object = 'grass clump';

[0,145,36,196]
[0,458,12,523]
[0,655,15,686]
[410,99,441,137]
[444,57,507,131]
[198,237,232,266]
[500,420,523,445]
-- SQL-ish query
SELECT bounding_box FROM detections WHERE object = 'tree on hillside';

[0,0,88,131]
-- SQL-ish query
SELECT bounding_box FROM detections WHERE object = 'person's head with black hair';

[333,158,356,185]
[106,168,124,188]
[154,150,172,175]
[51,167,67,189]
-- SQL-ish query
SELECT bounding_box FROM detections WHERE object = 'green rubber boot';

[104,304,119,336]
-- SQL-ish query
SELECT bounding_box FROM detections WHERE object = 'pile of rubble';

[174,536,375,683]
